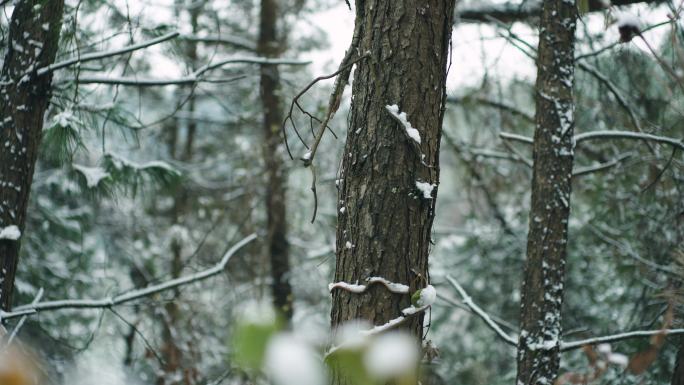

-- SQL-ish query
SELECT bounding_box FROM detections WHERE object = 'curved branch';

[0,234,257,321]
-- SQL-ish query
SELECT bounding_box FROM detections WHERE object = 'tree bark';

[330,0,455,382]
[516,1,577,384]
[674,337,684,385]
[0,0,65,312]
[259,0,293,321]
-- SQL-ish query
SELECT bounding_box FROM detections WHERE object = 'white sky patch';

[0,225,21,240]
[73,164,110,188]
[415,181,435,199]
[363,332,419,380]
[385,105,421,144]
[264,333,326,385]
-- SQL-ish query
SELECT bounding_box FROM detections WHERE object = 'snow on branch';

[35,31,180,77]
[328,277,410,294]
[500,130,684,152]
[456,0,660,24]
[445,275,518,347]
[178,34,256,51]
[62,75,247,87]
[66,56,309,86]
[560,328,684,351]
[574,130,684,151]
[326,305,430,357]
[0,234,257,322]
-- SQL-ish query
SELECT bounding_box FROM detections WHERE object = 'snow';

[363,332,419,380]
[73,165,110,188]
[385,104,421,144]
[416,285,436,306]
[607,352,629,367]
[366,277,409,294]
[302,151,312,161]
[616,12,641,30]
[52,110,76,128]
[0,225,21,240]
[328,281,366,293]
[415,181,436,199]
[264,333,326,385]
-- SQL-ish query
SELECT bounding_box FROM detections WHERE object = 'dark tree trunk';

[0,0,65,312]
[331,1,455,382]
[674,338,684,385]
[516,1,577,384]
[259,0,293,321]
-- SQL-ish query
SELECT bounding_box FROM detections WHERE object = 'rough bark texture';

[457,0,663,24]
[331,1,455,382]
[674,337,684,385]
[0,0,65,312]
[259,0,293,321]
[516,1,577,384]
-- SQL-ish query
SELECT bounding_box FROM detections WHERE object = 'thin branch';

[572,152,634,176]
[500,130,684,152]
[446,96,535,123]
[0,234,257,321]
[445,275,518,347]
[575,130,684,151]
[560,328,684,351]
[499,132,534,144]
[61,75,247,87]
[178,34,256,51]
[35,31,180,77]
[4,288,43,347]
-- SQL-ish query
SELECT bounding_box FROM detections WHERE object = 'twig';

[3,288,43,347]
[445,275,518,347]
[572,153,634,177]
[0,234,257,321]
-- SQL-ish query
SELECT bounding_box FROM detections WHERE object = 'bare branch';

[0,234,257,321]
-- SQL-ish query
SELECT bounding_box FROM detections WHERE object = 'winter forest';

[1,0,684,384]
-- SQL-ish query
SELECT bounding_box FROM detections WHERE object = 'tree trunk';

[673,337,684,385]
[0,0,65,312]
[259,0,293,321]
[331,0,455,382]
[516,1,577,384]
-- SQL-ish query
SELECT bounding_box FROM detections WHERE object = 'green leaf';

[231,318,281,370]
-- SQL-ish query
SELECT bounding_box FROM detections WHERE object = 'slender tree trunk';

[516,1,577,384]
[331,1,455,382]
[259,0,293,321]
[0,0,65,312]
